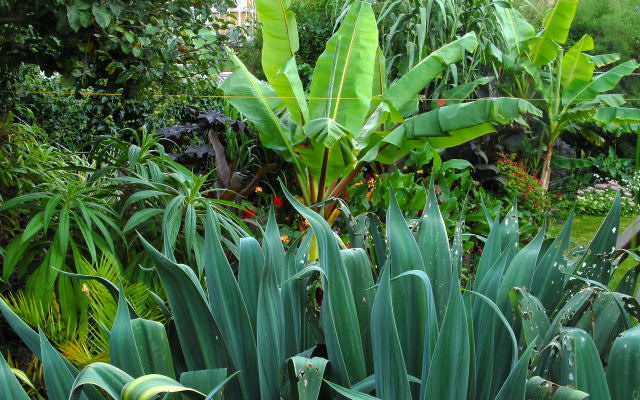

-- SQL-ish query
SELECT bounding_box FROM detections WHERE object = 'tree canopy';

[0,0,238,96]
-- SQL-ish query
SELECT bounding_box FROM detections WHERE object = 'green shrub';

[1,184,638,399]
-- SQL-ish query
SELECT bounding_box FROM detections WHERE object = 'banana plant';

[492,0,640,189]
[2,184,638,399]
[222,0,540,212]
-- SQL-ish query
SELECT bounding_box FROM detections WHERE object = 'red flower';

[243,207,256,218]
[273,196,284,208]
[437,99,446,107]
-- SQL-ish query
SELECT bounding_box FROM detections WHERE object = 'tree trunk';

[541,145,554,191]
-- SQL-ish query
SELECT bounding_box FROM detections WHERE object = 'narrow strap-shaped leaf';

[525,376,590,399]
[282,183,367,386]
[418,184,452,322]
[238,237,264,332]
[558,328,611,399]
[371,265,411,400]
[495,341,537,400]
[287,356,329,400]
[138,234,231,372]
[425,283,470,399]
[606,324,640,399]
[0,352,30,400]
[386,192,428,381]
[130,319,175,378]
[180,368,227,400]
[69,363,133,400]
[325,380,380,400]
[121,375,205,400]
[203,207,258,400]
[110,290,145,377]
[257,221,286,400]
[530,212,573,310]
[39,329,92,400]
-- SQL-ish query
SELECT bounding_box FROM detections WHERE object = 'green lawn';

[550,215,638,247]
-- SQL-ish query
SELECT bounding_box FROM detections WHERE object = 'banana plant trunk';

[541,145,554,191]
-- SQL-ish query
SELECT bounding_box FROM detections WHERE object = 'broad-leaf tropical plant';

[492,0,640,189]
[222,0,540,212]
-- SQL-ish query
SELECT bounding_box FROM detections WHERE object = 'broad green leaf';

[371,265,411,400]
[593,107,640,126]
[0,352,30,400]
[255,0,307,125]
[121,375,204,400]
[308,1,378,135]
[383,33,477,113]
[561,35,595,89]
[563,60,639,106]
[203,208,258,400]
[304,118,350,148]
[606,325,640,399]
[588,53,621,67]
[221,54,298,162]
[526,35,560,66]
[402,98,540,148]
[558,328,611,399]
[494,4,535,55]
[69,363,133,400]
[92,4,111,28]
[287,356,329,400]
[541,0,578,43]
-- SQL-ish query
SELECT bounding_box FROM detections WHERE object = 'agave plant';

[222,0,541,211]
[1,184,639,399]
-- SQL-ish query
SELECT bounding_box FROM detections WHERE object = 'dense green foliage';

[0,0,237,94]
[1,0,639,398]
[1,187,638,399]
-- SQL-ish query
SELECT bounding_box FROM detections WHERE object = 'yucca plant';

[1,184,639,399]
